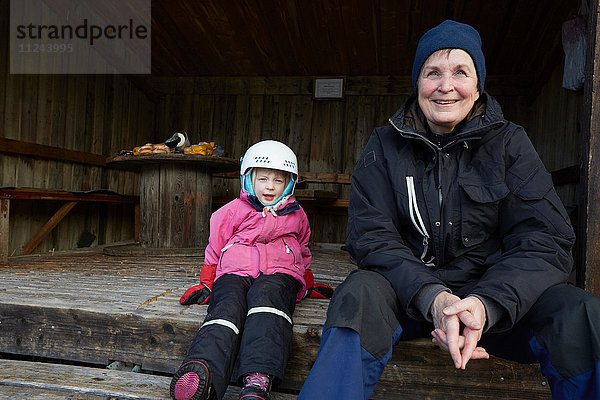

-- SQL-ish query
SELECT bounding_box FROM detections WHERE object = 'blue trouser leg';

[529,337,600,400]
[520,284,600,400]
[362,324,404,397]
[297,328,365,400]
[298,326,402,400]
[298,269,411,400]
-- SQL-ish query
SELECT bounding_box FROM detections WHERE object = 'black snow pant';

[182,273,300,400]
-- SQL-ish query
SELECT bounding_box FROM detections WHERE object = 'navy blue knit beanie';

[411,20,486,92]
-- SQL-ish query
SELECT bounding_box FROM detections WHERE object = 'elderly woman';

[298,20,600,400]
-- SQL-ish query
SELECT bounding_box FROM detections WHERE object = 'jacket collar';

[388,91,505,150]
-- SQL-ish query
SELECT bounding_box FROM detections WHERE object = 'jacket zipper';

[282,239,300,269]
[436,150,446,264]
[218,240,239,270]
[406,176,435,266]
[221,242,236,252]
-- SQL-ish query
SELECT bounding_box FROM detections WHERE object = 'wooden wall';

[153,80,411,243]
[0,0,156,256]
[503,67,583,208]
[154,68,582,243]
[1,66,580,251]
[0,0,582,249]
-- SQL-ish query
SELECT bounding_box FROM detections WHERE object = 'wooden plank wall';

[0,0,156,256]
[154,79,410,243]
[516,67,583,206]
[154,70,582,243]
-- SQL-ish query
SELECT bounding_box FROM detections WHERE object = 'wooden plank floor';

[0,243,551,399]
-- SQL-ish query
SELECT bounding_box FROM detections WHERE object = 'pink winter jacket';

[204,191,312,300]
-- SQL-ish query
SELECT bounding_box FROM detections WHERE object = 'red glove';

[180,265,217,305]
[303,269,334,299]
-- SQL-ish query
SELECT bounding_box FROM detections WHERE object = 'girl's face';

[252,168,288,205]
[417,49,480,134]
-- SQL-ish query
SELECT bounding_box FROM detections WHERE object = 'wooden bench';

[0,188,140,262]
[0,246,551,399]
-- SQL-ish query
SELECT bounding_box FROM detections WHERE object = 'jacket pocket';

[459,180,509,247]
[281,238,302,270]
[217,240,245,273]
[510,167,574,239]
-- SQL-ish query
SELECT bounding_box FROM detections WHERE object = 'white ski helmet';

[240,140,298,206]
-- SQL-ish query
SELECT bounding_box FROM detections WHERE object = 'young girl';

[171,140,312,400]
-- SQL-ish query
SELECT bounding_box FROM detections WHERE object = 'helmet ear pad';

[241,169,256,197]
[281,174,295,198]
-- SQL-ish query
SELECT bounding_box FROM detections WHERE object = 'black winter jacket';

[346,92,575,332]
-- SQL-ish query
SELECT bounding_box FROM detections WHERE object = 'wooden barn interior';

[1,0,600,398]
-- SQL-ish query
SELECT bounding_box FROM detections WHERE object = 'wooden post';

[580,0,600,294]
[140,163,212,249]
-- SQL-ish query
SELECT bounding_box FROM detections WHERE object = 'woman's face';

[252,168,288,205]
[417,49,480,134]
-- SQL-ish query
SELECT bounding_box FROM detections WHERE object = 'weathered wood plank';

[0,359,169,399]
[140,165,160,248]
[0,288,330,383]
[0,386,108,400]
[0,0,7,141]
[214,171,352,185]
[0,188,138,204]
[0,76,154,252]
[372,339,550,399]
[0,359,297,400]
[0,189,139,258]
[287,96,313,172]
